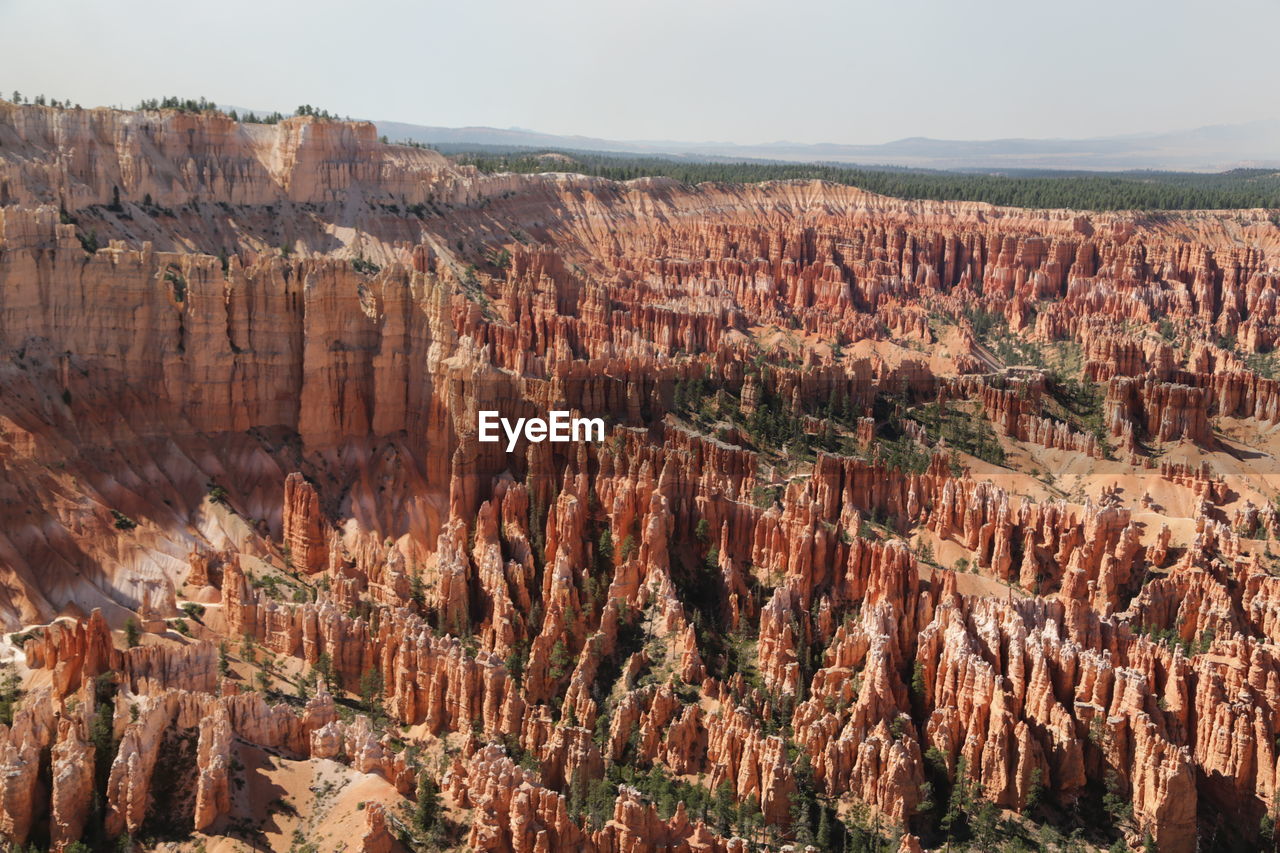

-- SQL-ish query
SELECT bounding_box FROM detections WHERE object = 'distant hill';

[373,119,1280,173]
[215,105,1280,172]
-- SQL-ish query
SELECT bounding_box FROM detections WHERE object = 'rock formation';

[1,99,1279,851]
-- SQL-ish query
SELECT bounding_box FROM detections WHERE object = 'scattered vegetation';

[111,509,138,530]
[8,91,82,109]
[129,97,344,125]
[162,265,188,302]
[218,641,232,677]
[450,147,1280,211]
[0,664,22,726]
[136,96,220,113]
[1047,376,1108,449]
[86,673,122,849]
[352,255,381,276]
[77,228,100,254]
[900,401,1006,467]
[412,771,445,846]
[207,482,230,507]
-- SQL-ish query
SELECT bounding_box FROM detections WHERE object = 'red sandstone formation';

[1106,376,1213,446]
[283,472,329,574]
[1,100,1279,851]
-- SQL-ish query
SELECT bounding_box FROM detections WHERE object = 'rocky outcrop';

[283,473,329,574]
[1013,413,1101,457]
[0,704,49,846]
[360,802,397,853]
[193,706,233,832]
[1106,376,1212,445]
[50,716,95,850]
[444,744,742,853]
[4,100,1280,852]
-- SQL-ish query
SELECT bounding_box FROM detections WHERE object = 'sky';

[2,0,1277,146]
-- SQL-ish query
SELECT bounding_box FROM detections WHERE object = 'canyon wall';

[1,102,1279,851]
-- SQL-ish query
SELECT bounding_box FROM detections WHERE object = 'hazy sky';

[2,0,1276,145]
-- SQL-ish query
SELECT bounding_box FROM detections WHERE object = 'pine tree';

[124,617,141,648]
[711,780,735,834]
[313,650,336,690]
[415,771,441,833]
[359,667,384,720]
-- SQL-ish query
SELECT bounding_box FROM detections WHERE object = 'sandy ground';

[193,748,411,853]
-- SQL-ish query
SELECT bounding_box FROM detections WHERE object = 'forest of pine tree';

[445,146,1280,212]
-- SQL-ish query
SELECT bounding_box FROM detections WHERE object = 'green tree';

[1261,810,1277,851]
[0,665,22,726]
[1024,766,1045,814]
[455,149,1280,211]
[409,571,425,609]
[816,803,834,850]
[359,667,385,720]
[242,634,257,664]
[585,777,616,829]
[972,799,1000,849]
[737,794,764,843]
[505,642,528,686]
[790,751,818,844]
[91,673,120,810]
[910,660,926,701]
[941,756,972,841]
[549,639,572,680]
[415,771,441,833]
[711,781,735,835]
[1102,770,1132,826]
[313,650,336,690]
[124,617,141,648]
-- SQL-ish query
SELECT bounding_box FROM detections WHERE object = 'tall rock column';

[284,473,328,574]
[50,718,95,851]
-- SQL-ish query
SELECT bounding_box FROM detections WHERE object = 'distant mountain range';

[371,119,1280,173]
[220,106,1280,172]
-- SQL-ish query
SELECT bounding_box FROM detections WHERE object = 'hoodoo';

[0,97,1278,852]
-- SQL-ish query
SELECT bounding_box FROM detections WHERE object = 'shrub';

[352,256,381,276]
[124,617,141,648]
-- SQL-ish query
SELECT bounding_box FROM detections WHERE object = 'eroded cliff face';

[2,102,1280,852]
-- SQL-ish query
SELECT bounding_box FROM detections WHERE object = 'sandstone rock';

[3,101,1280,852]
[284,473,329,574]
